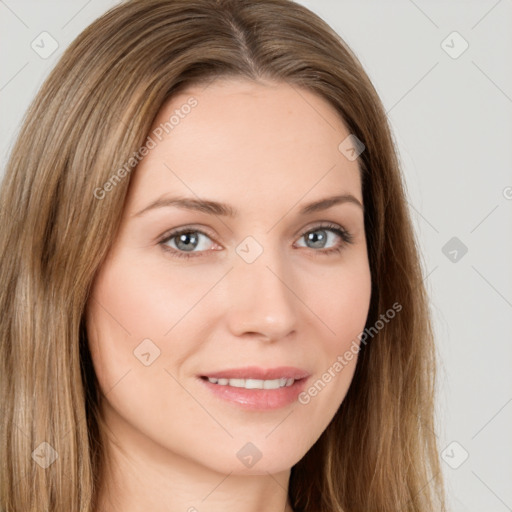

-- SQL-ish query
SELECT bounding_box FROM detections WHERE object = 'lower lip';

[198,377,309,411]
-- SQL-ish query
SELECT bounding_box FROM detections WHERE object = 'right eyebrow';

[133,196,238,218]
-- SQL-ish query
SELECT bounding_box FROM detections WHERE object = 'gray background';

[1,1,511,511]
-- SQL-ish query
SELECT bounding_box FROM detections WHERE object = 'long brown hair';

[0,0,446,510]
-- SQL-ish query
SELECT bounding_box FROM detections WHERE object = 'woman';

[0,0,446,510]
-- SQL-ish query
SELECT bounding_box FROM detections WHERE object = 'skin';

[85,77,372,512]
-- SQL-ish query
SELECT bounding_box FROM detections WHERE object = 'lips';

[198,368,311,410]
[200,366,310,381]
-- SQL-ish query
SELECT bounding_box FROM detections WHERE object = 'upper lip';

[200,366,310,380]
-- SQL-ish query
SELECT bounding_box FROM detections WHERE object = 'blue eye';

[295,224,353,253]
[160,229,215,258]
[158,222,354,260]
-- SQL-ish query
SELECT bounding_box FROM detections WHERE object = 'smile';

[203,377,295,389]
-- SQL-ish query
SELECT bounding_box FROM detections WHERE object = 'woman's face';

[85,78,371,476]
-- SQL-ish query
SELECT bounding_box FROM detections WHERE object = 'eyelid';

[157,224,218,244]
[158,221,353,258]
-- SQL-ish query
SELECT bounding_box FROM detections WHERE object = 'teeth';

[206,377,295,389]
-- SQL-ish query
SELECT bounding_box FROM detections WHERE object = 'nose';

[224,244,299,342]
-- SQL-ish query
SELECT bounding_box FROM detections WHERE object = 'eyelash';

[158,222,354,260]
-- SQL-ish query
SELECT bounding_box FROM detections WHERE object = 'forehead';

[126,78,362,213]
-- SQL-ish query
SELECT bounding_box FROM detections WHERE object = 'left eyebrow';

[132,193,363,218]
[298,194,363,214]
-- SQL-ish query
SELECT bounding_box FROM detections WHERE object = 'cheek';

[309,256,372,350]
[294,258,371,427]
[86,253,207,344]
[84,253,218,390]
